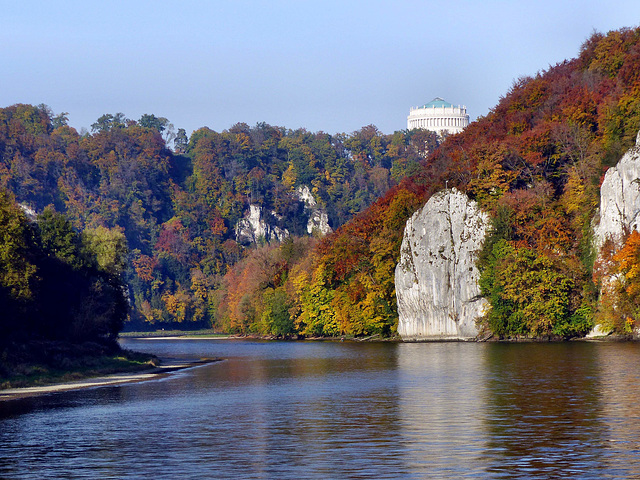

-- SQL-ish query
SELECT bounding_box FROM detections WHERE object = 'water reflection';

[593,343,640,478]
[3,340,640,479]
[397,342,489,478]
[188,342,410,479]
[0,341,410,480]
[480,343,605,478]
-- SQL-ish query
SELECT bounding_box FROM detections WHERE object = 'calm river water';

[1,339,640,479]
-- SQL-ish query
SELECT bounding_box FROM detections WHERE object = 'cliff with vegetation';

[593,131,640,249]
[2,27,640,340]
[312,26,640,339]
[395,189,489,340]
[592,131,640,335]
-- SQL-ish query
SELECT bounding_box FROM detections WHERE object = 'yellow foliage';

[281,164,296,190]
[162,288,191,322]
[467,146,517,210]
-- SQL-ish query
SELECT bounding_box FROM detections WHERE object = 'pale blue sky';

[2,1,639,136]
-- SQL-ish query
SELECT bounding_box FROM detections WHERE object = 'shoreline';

[133,335,232,341]
[0,358,221,402]
[122,333,402,342]
[2,333,635,402]
[121,332,638,343]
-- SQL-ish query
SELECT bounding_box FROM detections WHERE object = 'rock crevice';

[296,185,332,236]
[235,204,289,244]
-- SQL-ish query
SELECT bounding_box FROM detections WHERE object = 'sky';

[2,1,640,137]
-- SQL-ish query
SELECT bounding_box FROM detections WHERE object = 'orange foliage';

[614,230,640,297]
[310,27,640,336]
[133,254,157,282]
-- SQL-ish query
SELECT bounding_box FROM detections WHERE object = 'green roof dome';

[420,97,453,109]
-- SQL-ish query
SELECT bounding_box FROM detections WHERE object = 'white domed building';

[407,97,469,136]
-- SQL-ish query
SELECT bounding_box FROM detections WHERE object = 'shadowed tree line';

[0,189,128,377]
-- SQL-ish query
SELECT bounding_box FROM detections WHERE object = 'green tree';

[0,190,37,302]
[37,207,85,269]
[91,113,128,133]
[51,112,69,129]
[138,114,169,132]
[82,226,128,276]
[262,287,294,336]
[174,128,189,153]
[479,239,591,337]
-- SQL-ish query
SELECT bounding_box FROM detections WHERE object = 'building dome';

[407,97,469,135]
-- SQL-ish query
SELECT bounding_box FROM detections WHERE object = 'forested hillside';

[311,27,640,338]
[0,106,437,331]
[3,27,640,339]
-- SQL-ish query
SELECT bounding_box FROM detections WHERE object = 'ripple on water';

[1,340,640,479]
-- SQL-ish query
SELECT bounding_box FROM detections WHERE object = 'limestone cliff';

[235,204,289,245]
[395,188,490,341]
[236,187,332,245]
[296,185,332,236]
[594,131,640,249]
[590,131,640,337]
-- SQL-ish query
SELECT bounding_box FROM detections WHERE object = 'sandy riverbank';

[0,358,221,401]
[134,336,232,340]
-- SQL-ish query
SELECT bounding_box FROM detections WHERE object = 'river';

[1,339,640,479]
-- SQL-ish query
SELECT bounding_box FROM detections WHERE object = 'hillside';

[0,107,438,331]
[2,27,640,339]
[307,27,640,338]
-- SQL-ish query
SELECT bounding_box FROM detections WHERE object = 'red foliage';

[155,218,190,262]
[312,27,640,334]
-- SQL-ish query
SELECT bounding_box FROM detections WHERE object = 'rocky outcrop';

[19,204,37,221]
[235,186,331,244]
[235,204,289,245]
[594,131,640,249]
[591,131,640,337]
[296,185,332,236]
[395,188,490,341]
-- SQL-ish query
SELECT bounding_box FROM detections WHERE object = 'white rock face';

[296,185,332,236]
[585,324,612,339]
[591,131,640,337]
[19,204,37,220]
[235,186,331,244]
[395,189,490,341]
[235,204,289,244]
[594,131,640,248]
[296,185,317,206]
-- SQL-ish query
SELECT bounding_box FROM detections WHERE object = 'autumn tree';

[600,230,640,333]
[479,239,591,338]
[0,190,37,307]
